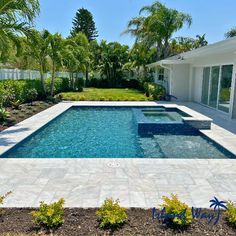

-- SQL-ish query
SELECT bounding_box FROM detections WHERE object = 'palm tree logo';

[209,197,227,225]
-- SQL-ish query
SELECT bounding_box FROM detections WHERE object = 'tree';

[225,27,236,38]
[98,41,129,87]
[62,33,90,89]
[27,29,51,95]
[49,33,63,96]
[194,34,208,48]
[71,8,98,86]
[0,0,40,60]
[124,1,192,59]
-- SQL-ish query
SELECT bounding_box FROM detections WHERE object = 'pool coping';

[0,101,235,157]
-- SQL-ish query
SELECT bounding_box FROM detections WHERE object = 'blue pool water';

[1,107,235,158]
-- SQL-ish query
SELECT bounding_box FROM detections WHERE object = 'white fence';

[0,69,71,80]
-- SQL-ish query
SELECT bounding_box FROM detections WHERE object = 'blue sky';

[35,0,236,46]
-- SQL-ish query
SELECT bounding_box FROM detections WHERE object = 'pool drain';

[107,162,120,168]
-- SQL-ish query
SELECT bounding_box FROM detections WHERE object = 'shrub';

[31,199,65,229]
[27,88,38,105]
[96,198,128,228]
[144,82,165,100]
[0,107,10,121]
[161,194,192,226]
[77,87,83,92]
[225,201,236,227]
[0,192,12,205]
[11,100,22,110]
[0,192,12,218]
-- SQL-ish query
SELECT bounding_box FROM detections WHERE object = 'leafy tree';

[71,8,98,85]
[49,33,64,96]
[27,29,51,94]
[0,0,40,61]
[124,1,192,59]
[225,27,236,38]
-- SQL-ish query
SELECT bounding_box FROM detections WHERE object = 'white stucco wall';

[170,64,190,101]
[191,67,203,103]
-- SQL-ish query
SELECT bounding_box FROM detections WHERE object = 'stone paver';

[0,101,236,208]
[0,159,235,208]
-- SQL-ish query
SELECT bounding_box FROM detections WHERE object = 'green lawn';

[60,88,151,101]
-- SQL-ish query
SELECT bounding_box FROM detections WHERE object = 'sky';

[35,0,236,46]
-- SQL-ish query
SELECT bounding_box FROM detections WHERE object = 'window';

[201,64,233,113]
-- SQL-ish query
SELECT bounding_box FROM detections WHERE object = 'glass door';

[209,66,220,108]
[218,65,233,113]
[201,67,210,105]
[201,65,233,113]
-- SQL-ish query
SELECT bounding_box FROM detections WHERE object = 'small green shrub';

[161,194,192,226]
[27,88,38,105]
[144,82,165,100]
[0,107,10,121]
[0,192,12,205]
[225,201,236,227]
[31,199,65,229]
[96,198,128,228]
[11,100,22,110]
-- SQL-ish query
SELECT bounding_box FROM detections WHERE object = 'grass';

[60,88,150,101]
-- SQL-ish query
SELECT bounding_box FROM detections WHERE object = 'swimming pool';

[1,106,235,158]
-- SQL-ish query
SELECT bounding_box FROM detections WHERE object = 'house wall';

[190,52,236,118]
[170,64,190,101]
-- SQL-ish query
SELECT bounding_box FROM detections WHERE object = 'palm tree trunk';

[85,64,89,87]
[40,65,46,96]
[50,61,55,96]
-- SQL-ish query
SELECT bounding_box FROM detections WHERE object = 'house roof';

[147,36,236,68]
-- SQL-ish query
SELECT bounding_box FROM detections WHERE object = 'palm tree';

[209,197,227,225]
[225,27,236,38]
[49,33,63,96]
[27,29,51,95]
[0,0,40,55]
[62,33,90,89]
[194,34,208,48]
[124,1,192,59]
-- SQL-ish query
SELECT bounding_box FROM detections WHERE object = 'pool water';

[143,111,182,122]
[1,107,235,158]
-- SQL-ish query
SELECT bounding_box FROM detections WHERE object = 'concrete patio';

[0,102,236,208]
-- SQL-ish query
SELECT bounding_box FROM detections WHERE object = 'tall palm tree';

[49,33,63,96]
[27,29,51,95]
[124,1,192,59]
[0,0,40,55]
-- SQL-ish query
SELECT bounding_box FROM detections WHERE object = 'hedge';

[0,78,70,106]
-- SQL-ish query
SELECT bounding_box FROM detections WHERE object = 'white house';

[147,37,236,119]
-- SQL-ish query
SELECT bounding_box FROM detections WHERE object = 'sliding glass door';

[201,64,233,113]
[209,66,220,108]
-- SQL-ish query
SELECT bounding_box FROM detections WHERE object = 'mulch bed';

[0,208,235,235]
[0,101,55,132]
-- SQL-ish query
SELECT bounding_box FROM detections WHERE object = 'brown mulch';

[0,101,55,132]
[0,208,235,236]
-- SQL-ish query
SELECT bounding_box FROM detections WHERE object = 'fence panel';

[0,69,71,80]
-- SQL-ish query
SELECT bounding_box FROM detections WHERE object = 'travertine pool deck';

[0,102,236,208]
